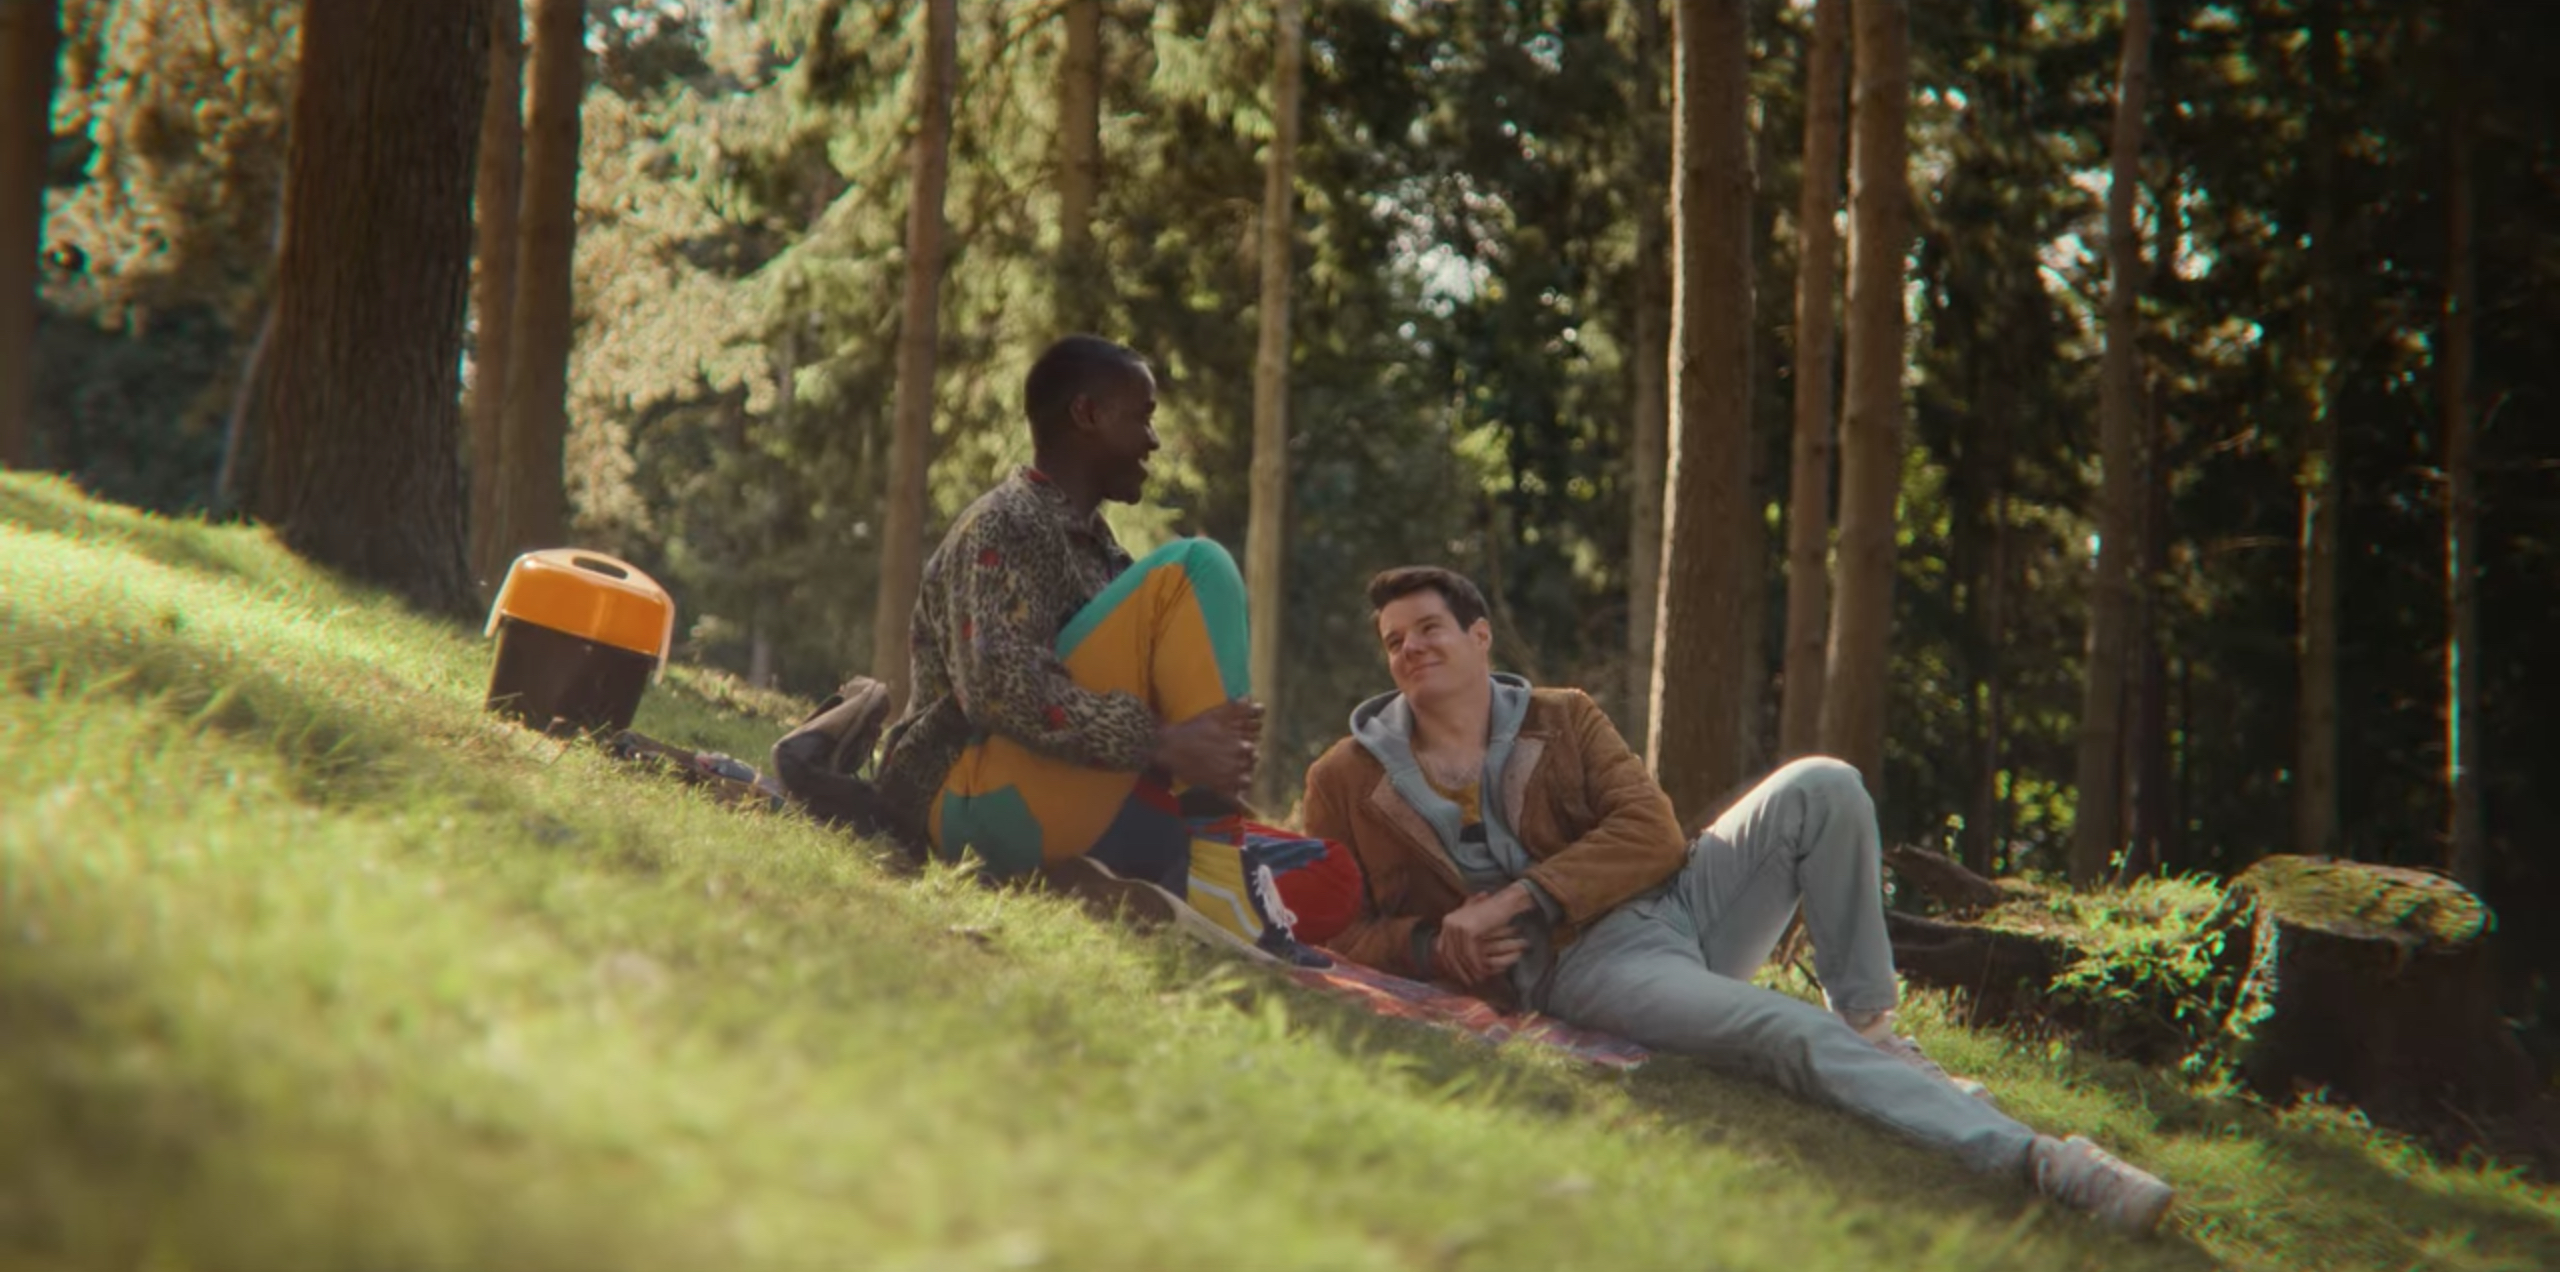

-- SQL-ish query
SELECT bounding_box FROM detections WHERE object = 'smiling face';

[1072,361,1161,505]
[1376,588,1492,706]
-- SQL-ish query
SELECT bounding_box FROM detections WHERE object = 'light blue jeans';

[1540,757,2038,1176]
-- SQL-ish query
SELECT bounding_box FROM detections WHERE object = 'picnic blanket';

[1282,957,1652,1071]
[606,730,1648,1070]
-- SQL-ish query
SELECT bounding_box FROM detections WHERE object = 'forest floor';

[4,471,2557,1272]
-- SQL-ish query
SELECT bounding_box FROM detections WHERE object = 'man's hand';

[1432,883,1541,985]
[1151,698,1265,801]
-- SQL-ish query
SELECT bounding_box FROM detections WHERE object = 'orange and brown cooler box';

[483,549,675,736]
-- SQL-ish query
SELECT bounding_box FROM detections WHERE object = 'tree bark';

[1965,475,2009,869]
[2128,380,2173,878]
[869,0,958,711]
[1816,0,1908,790]
[2442,4,2482,892]
[1647,0,1755,824]
[497,0,581,564]
[2068,0,2148,885]
[1055,0,1103,330]
[1626,0,1669,745]
[247,0,486,616]
[2293,0,2341,860]
[1246,0,1304,810]
[469,0,525,593]
[2128,1,2182,880]
[0,0,58,470]
[1778,0,1846,760]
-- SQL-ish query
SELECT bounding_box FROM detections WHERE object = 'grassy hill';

[3,471,2554,1272]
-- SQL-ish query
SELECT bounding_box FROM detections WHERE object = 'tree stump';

[2224,855,2537,1119]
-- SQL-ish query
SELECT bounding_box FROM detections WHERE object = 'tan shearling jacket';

[1301,687,1690,1003]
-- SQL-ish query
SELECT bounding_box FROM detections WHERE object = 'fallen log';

[1883,908,2072,1027]
[1883,843,2007,914]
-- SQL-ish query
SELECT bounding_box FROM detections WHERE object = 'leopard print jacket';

[872,469,1160,830]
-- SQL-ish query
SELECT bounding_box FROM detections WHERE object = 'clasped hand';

[1151,698,1265,802]
[1433,883,1538,985]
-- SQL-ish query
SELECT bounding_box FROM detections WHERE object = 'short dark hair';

[1366,566,1490,631]
[1024,334,1147,447]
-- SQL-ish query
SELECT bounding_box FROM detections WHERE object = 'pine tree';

[2069,0,2150,884]
[498,0,582,563]
[870,0,958,709]
[0,0,58,469]
[1246,0,1304,808]
[469,0,524,590]
[1056,0,1103,329]
[2441,0,2482,890]
[246,0,485,615]
[1779,0,1847,759]
[2293,0,2342,859]
[1649,0,1755,820]
[1818,0,1909,788]
[1625,0,1670,745]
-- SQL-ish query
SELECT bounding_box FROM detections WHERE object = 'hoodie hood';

[1349,672,1533,772]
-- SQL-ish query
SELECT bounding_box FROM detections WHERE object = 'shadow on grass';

[1606,1053,2225,1269]
[8,609,433,810]
[0,475,300,592]
[2059,1049,2560,1265]
[1121,934,2215,1268]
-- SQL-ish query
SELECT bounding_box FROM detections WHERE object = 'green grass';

[3,470,2555,1271]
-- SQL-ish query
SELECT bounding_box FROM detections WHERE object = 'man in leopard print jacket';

[872,336,1267,899]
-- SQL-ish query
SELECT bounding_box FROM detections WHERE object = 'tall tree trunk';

[1056,0,1103,330]
[2127,4,2181,880]
[497,0,581,563]
[2128,380,2173,879]
[247,0,486,616]
[0,0,58,470]
[469,0,525,592]
[1966,472,2010,869]
[1816,0,1909,790]
[1246,0,1304,809]
[1778,0,1848,759]
[1626,0,1669,744]
[2442,3,2482,891]
[2293,0,2341,859]
[1648,0,1754,824]
[869,0,958,711]
[2068,0,2149,885]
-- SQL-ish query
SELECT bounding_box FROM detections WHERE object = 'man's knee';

[1138,535,1239,579]
[1769,755,1870,809]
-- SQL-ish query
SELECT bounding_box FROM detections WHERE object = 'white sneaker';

[2030,1134,2175,1235]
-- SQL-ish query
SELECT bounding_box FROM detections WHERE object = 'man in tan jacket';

[1301,565,2177,1235]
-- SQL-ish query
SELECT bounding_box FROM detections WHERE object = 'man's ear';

[1469,618,1493,652]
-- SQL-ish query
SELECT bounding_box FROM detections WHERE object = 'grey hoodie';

[1350,672,1566,1006]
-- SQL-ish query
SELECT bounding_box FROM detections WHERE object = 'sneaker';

[1869,1032,1997,1105]
[1255,925,1335,969]
[772,677,894,776]
[2029,1134,2175,1235]
[1042,855,1285,965]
